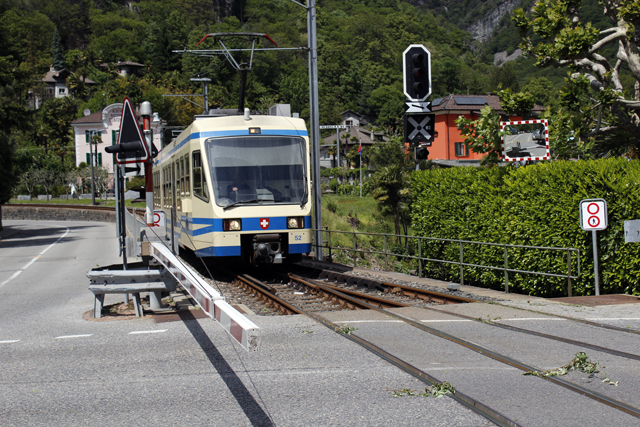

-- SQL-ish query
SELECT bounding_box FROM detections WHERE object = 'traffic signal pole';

[402,45,433,161]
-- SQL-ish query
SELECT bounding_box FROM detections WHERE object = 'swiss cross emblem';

[260,218,270,229]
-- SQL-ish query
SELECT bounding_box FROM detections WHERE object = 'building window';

[59,88,66,95]
[455,142,468,157]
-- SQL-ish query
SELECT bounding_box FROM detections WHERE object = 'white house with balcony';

[30,66,96,109]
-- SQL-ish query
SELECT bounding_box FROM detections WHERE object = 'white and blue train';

[153,109,312,264]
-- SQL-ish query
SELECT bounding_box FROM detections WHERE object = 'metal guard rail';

[316,229,581,297]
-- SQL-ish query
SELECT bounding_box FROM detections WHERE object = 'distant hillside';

[405,0,529,43]
[405,0,607,56]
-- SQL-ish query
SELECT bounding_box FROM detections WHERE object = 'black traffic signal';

[416,145,430,160]
[403,45,431,101]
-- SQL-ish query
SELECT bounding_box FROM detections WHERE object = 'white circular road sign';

[580,199,607,231]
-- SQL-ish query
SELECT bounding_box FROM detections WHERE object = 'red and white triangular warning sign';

[112,97,150,165]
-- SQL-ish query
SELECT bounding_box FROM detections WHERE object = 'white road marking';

[421,319,473,323]
[344,320,403,324]
[128,330,167,335]
[494,318,567,322]
[54,334,93,340]
[0,340,20,344]
[0,227,70,289]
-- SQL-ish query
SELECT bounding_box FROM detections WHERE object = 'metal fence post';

[384,234,388,271]
[418,238,422,278]
[567,249,572,297]
[353,231,357,268]
[503,245,509,293]
[459,242,464,286]
[327,228,332,262]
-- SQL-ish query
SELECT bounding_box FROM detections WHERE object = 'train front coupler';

[252,233,283,264]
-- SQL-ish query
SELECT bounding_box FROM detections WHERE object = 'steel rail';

[300,278,640,419]
[303,266,640,361]
[437,307,640,362]
[307,312,521,427]
[489,302,640,336]
[234,274,300,315]
[289,275,407,310]
[307,262,640,337]
[316,269,477,304]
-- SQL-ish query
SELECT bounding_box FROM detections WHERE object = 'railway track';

[182,262,640,424]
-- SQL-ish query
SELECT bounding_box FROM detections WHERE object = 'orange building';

[426,94,541,166]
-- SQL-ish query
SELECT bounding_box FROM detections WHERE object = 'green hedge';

[411,159,640,297]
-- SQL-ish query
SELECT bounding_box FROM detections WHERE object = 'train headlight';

[223,219,242,231]
[287,216,304,229]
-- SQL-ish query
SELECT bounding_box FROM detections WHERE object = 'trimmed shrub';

[411,159,640,297]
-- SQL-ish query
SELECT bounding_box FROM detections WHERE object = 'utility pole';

[307,0,323,261]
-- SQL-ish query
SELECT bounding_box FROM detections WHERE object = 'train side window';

[180,156,186,197]
[163,167,168,208]
[185,156,190,196]
[175,161,181,211]
[193,151,208,201]
[153,171,159,208]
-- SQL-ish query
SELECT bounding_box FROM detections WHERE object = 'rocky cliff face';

[464,0,521,42]
[404,0,524,43]
[213,0,243,22]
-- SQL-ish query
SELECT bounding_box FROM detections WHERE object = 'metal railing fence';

[316,228,581,297]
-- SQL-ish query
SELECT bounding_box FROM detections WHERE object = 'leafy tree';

[32,97,79,165]
[0,52,31,229]
[37,168,58,199]
[455,89,536,165]
[368,137,413,240]
[512,0,640,150]
[19,169,39,198]
[456,105,505,166]
[368,84,404,133]
[488,63,520,92]
[522,76,558,107]
[93,166,111,198]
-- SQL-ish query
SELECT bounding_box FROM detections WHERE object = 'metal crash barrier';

[87,207,259,351]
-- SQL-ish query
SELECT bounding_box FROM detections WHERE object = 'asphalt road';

[0,220,489,426]
[504,133,547,159]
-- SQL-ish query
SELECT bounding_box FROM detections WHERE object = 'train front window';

[205,136,307,207]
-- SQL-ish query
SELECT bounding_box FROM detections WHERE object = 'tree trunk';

[393,207,400,243]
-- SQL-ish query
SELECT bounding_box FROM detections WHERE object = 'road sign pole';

[336,128,340,167]
[579,198,607,296]
[141,101,154,227]
[118,163,128,270]
[592,230,600,296]
[89,131,96,206]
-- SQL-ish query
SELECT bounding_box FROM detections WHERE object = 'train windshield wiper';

[223,199,284,211]
[223,199,260,210]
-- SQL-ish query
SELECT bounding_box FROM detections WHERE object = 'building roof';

[71,111,103,125]
[99,61,145,68]
[322,125,387,146]
[430,94,544,114]
[42,68,95,85]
